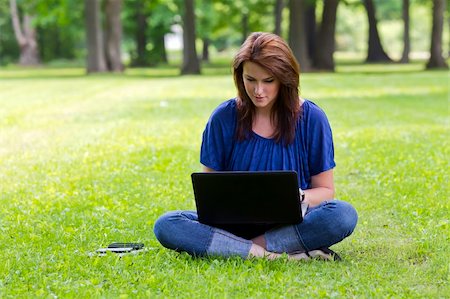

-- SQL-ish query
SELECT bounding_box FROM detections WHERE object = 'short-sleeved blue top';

[200,99,335,189]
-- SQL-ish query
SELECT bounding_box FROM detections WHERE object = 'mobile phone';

[96,247,134,254]
[107,243,144,250]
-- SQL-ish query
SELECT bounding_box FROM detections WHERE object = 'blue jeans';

[154,200,357,259]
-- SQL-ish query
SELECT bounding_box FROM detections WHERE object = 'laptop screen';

[191,171,302,238]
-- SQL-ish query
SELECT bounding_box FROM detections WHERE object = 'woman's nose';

[254,83,263,95]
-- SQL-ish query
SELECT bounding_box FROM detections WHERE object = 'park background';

[0,0,449,298]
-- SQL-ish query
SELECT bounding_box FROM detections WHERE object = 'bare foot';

[248,243,281,260]
[287,251,310,260]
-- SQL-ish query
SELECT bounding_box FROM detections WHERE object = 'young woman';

[154,32,357,260]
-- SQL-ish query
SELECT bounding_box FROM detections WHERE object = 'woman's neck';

[252,110,277,138]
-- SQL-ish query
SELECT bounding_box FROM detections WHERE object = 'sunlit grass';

[0,63,448,297]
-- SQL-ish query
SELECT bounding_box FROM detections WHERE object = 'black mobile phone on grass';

[96,243,144,254]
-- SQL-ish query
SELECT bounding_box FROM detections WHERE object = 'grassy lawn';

[0,62,448,298]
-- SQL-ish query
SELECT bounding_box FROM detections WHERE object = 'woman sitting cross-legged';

[154,32,358,261]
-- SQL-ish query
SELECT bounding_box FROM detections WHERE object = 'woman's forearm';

[304,187,335,207]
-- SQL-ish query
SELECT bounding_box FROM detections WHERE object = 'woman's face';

[242,61,280,113]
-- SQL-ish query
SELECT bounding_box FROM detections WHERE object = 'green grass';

[0,62,448,298]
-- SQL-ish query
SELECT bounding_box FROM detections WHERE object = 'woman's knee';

[153,211,186,248]
[153,210,211,256]
[332,200,358,236]
[154,212,170,244]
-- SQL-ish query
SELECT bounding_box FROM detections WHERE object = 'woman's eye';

[264,79,274,83]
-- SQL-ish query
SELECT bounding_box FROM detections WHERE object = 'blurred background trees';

[85,0,107,72]
[9,0,39,65]
[0,0,448,73]
[427,0,448,68]
[180,0,200,74]
[363,0,393,62]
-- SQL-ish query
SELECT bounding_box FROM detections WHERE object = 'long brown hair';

[233,32,301,145]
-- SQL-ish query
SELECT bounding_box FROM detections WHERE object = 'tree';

[9,0,40,65]
[241,9,249,44]
[314,0,339,71]
[400,0,410,63]
[197,0,214,62]
[0,1,18,65]
[304,0,316,64]
[105,0,123,72]
[363,0,392,62]
[289,0,311,72]
[426,0,448,69]
[149,23,169,64]
[146,1,176,65]
[208,0,274,49]
[85,0,107,73]
[124,0,172,67]
[131,0,150,66]
[85,0,124,73]
[181,0,200,74]
[274,0,284,36]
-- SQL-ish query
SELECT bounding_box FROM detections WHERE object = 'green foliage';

[208,0,276,47]
[123,0,179,66]
[0,0,19,64]
[36,1,85,63]
[374,0,402,20]
[336,1,443,57]
[0,62,448,297]
[1,0,447,66]
[38,0,85,61]
[336,3,368,52]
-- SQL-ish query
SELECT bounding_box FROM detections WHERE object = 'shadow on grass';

[0,60,445,80]
[0,63,232,80]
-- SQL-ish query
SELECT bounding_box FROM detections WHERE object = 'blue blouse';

[200,99,336,189]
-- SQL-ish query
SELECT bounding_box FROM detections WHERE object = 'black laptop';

[191,171,303,239]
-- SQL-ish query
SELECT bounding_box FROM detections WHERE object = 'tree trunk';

[274,0,284,36]
[305,1,316,63]
[134,0,149,66]
[181,0,200,75]
[9,0,40,65]
[363,0,392,62]
[288,0,311,72]
[150,25,168,64]
[105,0,123,72]
[313,0,339,71]
[202,38,210,62]
[400,0,410,63]
[426,0,448,69]
[242,13,249,44]
[85,0,107,73]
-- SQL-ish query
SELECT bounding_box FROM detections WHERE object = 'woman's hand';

[202,165,215,172]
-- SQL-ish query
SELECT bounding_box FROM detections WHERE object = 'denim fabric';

[265,200,358,253]
[153,211,252,258]
[153,200,357,258]
[207,228,252,258]
[153,211,212,256]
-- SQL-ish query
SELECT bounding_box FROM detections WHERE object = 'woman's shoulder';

[209,98,237,121]
[302,99,329,122]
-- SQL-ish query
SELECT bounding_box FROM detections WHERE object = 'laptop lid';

[191,171,302,238]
